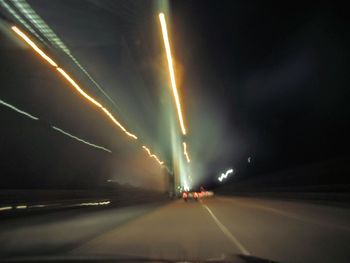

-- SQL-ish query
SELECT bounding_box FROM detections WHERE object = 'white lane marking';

[202,204,250,256]
[224,198,350,232]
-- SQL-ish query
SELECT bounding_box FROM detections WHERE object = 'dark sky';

[170,1,350,179]
[1,0,349,190]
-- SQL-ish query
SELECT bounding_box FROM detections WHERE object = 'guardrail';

[0,188,169,216]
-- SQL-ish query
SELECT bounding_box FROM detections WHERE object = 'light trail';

[56,68,103,108]
[218,168,234,182]
[101,107,137,139]
[1,98,112,153]
[11,0,121,111]
[51,126,112,153]
[57,69,137,139]
[159,13,187,135]
[10,25,167,167]
[142,146,164,165]
[15,205,27,209]
[0,206,12,212]
[11,26,58,67]
[0,97,110,152]
[0,99,39,120]
[11,26,138,140]
[183,142,191,163]
[0,1,45,44]
[78,201,111,206]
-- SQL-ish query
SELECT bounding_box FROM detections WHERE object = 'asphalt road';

[1,196,350,262]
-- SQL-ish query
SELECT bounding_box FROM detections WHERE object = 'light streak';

[159,13,187,135]
[11,26,58,67]
[218,169,234,182]
[57,68,138,139]
[10,25,168,166]
[56,68,103,108]
[11,26,137,140]
[78,201,111,206]
[142,146,164,165]
[29,204,48,208]
[11,0,121,110]
[101,107,137,139]
[0,98,110,153]
[11,0,67,52]
[0,99,39,120]
[183,142,191,163]
[183,182,190,191]
[0,206,12,212]
[51,126,112,153]
[0,1,45,43]
[16,205,27,209]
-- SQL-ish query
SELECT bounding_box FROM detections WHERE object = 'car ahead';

[181,188,214,202]
[182,191,189,201]
[181,191,199,201]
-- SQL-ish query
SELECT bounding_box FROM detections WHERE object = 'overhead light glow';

[183,142,190,163]
[11,26,58,67]
[159,13,187,135]
[183,182,190,192]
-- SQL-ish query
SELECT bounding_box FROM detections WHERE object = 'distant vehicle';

[182,191,188,201]
[182,191,198,201]
[193,191,199,201]
[182,188,214,202]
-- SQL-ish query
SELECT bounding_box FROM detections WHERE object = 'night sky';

[171,1,350,181]
[0,1,349,190]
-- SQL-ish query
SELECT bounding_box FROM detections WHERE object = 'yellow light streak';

[183,142,191,163]
[57,68,138,139]
[11,26,138,140]
[11,25,172,164]
[11,26,58,67]
[101,108,137,139]
[56,68,103,108]
[159,13,187,135]
[142,146,164,165]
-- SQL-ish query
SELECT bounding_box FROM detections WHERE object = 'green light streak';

[10,0,122,112]
[0,0,45,43]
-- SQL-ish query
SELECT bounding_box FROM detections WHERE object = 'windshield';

[1,1,350,262]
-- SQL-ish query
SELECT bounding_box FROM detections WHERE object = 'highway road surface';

[1,196,350,262]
